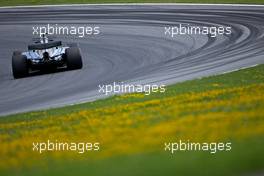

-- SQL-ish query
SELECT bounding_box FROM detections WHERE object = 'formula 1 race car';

[12,34,83,79]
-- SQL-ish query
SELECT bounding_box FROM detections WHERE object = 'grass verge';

[0,64,264,175]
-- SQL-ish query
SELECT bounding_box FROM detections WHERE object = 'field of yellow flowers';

[0,64,264,176]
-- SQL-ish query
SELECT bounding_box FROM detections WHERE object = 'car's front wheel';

[12,51,28,79]
[65,47,83,70]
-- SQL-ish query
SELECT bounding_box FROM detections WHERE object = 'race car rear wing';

[28,41,62,50]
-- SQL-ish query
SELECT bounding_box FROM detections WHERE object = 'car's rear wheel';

[12,51,28,79]
[65,47,83,70]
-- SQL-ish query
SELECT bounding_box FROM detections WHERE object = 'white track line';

[0,3,264,9]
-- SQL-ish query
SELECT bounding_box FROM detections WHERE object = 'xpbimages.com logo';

[98,82,166,95]
[32,24,100,38]
[32,140,100,154]
[164,140,232,154]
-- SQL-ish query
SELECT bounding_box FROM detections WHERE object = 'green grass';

[2,139,264,176]
[0,0,263,7]
[13,138,264,176]
[1,64,264,176]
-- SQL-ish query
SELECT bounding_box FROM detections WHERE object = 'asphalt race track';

[0,5,264,116]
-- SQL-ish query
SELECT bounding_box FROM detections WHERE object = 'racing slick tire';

[65,47,83,70]
[12,51,28,79]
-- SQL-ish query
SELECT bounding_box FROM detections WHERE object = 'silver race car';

[12,34,83,79]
